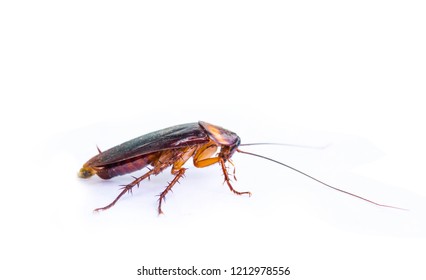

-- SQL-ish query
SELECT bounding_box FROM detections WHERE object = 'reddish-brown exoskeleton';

[79,121,405,214]
[79,121,250,214]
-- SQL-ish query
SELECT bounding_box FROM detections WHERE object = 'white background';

[1,1,425,279]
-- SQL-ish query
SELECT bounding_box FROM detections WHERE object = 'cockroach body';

[79,121,405,214]
[79,121,248,214]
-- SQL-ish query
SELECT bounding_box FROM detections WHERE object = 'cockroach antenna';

[239,142,330,149]
[236,149,408,211]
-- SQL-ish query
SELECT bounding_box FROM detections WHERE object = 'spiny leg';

[94,168,156,212]
[219,158,251,196]
[227,159,237,181]
[157,168,186,215]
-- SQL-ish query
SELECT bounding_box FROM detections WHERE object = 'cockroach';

[78,121,405,214]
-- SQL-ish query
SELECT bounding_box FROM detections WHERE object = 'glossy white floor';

[2,1,425,279]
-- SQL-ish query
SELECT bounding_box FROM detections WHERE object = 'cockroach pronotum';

[78,121,405,214]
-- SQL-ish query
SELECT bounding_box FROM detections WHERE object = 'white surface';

[1,1,426,279]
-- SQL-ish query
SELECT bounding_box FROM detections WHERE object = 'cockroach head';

[199,121,241,161]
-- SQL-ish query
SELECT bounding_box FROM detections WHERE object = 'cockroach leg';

[228,159,237,181]
[157,168,186,215]
[219,158,251,197]
[93,168,157,212]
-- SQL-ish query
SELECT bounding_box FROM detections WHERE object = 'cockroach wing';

[87,122,210,167]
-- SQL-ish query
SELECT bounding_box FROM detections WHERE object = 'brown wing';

[86,122,210,167]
